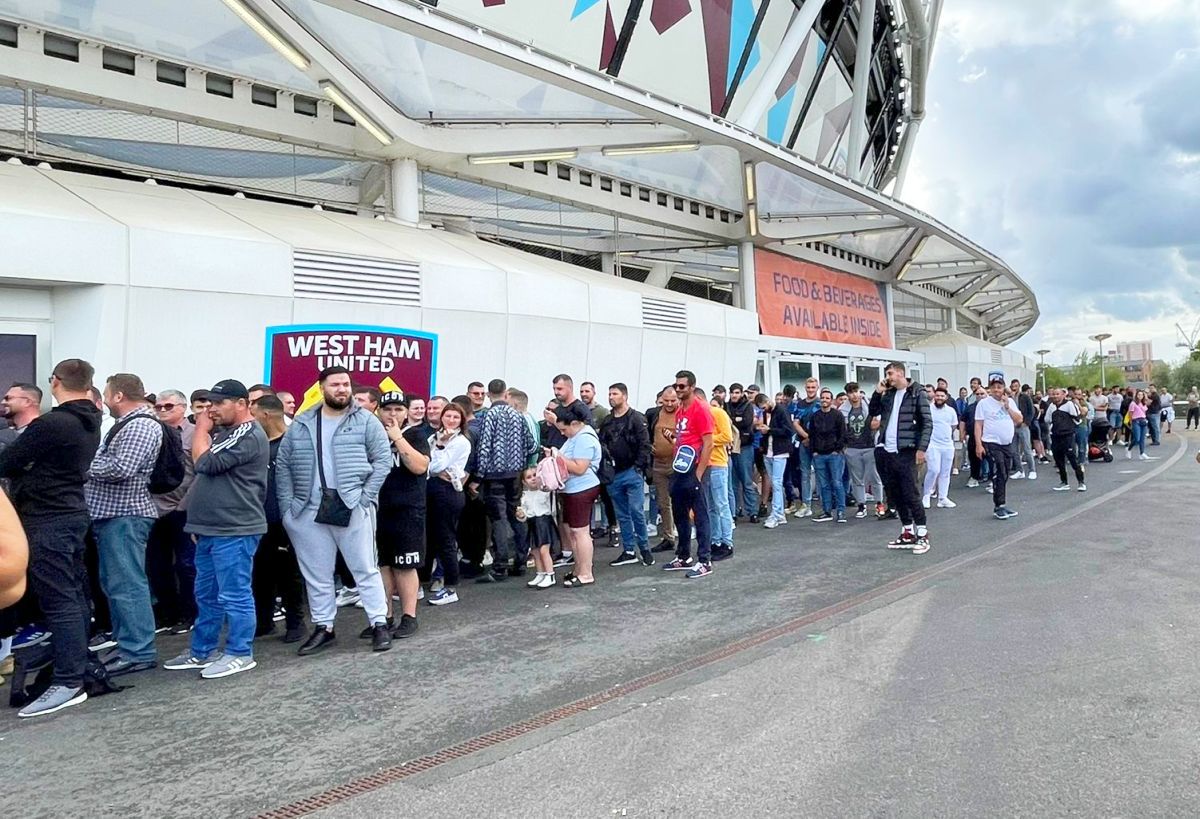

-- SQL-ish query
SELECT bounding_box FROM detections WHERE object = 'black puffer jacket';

[872,383,932,452]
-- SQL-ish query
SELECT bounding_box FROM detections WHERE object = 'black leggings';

[252,522,305,631]
[427,480,465,587]
[1188,407,1200,429]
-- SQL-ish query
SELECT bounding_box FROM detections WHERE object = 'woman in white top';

[425,403,471,606]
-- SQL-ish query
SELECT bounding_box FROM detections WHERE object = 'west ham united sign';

[264,324,438,413]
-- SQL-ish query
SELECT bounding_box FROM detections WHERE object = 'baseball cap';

[379,390,406,407]
[747,384,761,391]
[203,379,249,401]
[987,370,1005,385]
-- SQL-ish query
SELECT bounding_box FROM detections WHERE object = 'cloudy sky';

[903,0,1200,367]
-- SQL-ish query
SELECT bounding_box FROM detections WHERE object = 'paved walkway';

[4,435,1190,817]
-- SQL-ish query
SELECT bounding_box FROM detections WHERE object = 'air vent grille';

[990,349,1003,364]
[642,296,687,332]
[293,250,421,306]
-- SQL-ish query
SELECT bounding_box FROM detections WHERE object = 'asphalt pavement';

[3,434,1191,818]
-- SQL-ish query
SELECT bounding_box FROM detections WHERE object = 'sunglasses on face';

[155,403,179,411]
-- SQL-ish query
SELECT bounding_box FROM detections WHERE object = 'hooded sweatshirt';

[0,399,102,520]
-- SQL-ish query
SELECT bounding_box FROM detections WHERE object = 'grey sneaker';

[163,650,220,671]
[17,685,87,718]
[200,654,257,679]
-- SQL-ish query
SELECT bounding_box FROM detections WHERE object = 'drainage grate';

[641,296,687,332]
[293,250,421,306]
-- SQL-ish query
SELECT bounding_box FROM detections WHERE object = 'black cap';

[379,390,406,408]
[987,370,1006,385]
[203,379,249,401]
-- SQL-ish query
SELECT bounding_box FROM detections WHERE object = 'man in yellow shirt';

[698,389,735,561]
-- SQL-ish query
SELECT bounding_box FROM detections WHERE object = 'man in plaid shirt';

[87,373,163,676]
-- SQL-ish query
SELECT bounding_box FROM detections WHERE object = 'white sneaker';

[936,497,957,508]
[1028,471,1037,480]
[984,483,993,493]
[1077,483,1087,492]
[795,505,812,519]
[921,495,931,509]
[335,587,360,608]
[952,468,959,475]
[417,585,425,601]
[763,515,780,529]
[1126,448,1133,460]
[967,478,979,488]
[527,572,544,588]
[201,654,256,679]
[535,573,556,589]
[1140,453,1149,461]
[1012,471,1025,480]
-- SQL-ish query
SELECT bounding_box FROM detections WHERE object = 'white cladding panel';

[639,329,688,404]
[290,297,422,334]
[129,227,291,296]
[422,308,507,397]
[505,316,588,403]
[585,322,645,407]
[0,286,52,321]
[124,287,292,392]
[421,261,507,313]
[51,285,127,383]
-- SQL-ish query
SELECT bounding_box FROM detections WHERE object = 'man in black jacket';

[0,359,102,718]
[725,383,759,523]
[874,362,933,554]
[601,384,653,567]
[808,388,849,523]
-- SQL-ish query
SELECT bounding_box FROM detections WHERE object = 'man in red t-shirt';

[660,370,715,577]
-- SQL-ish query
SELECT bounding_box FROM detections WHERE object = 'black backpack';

[105,414,186,495]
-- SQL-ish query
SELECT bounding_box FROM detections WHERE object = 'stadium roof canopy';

[0,0,1036,345]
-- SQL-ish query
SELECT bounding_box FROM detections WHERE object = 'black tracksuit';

[0,399,101,688]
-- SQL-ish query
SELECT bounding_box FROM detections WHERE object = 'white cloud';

[904,0,1200,367]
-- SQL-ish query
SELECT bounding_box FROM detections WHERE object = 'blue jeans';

[1147,411,1161,444]
[609,467,648,551]
[1074,424,1089,463]
[769,456,788,519]
[705,465,733,546]
[192,534,261,658]
[731,447,759,516]
[1129,418,1148,455]
[814,453,847,515]
[94,515,157,663]
[795,444,815,506]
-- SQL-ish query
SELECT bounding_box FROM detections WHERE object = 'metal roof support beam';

[901,265,992,285]
[953,272,1001,306]
[760,215,906,242]
[847,0,878,183]
[735,0,824,130]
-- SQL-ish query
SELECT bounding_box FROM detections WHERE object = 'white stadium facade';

[0,0,1038,407]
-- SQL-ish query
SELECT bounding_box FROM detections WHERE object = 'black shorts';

[376,506,426,569]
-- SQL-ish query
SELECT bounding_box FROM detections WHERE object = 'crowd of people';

[0,356,1178,719]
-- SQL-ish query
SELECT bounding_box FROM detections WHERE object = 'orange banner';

[755,250,891,348]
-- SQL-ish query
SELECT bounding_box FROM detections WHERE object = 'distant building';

[1116,341,1154,364]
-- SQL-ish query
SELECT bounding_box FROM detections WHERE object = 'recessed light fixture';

[600,141,700,157]
[320,81,393,146]
[467,150,579,165]
[220,0,309,71]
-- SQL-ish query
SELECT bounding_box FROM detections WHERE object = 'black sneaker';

[392,614,419,639]
[168,620,194,636]
[812,513,834,523]
[476,570,508,584]
[650,540,676,553]
[887,531,917,550]
[280,626,305,644]
[361,617,395,638]
[748,515,759,524]
[297,625,336,656]
[855,505,868,519]
[710,544,734,562]
[640,551,655,567]
[506,565,526,578]
[371,623,392,652]
[609,551,640,567]
[552,552,575,568]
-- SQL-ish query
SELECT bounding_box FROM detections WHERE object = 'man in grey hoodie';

[164,379,268,680]
[276,366,392,654]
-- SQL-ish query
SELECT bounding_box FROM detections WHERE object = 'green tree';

[1043,350,1127,390]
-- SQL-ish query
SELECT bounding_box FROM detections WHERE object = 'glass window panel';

[779,360,813,392]
[818,362,847,389]
[281,0,645,121]
[828,227,914,262]
[572,145,741,210]
[756,161,876,217]
[855,365,880,387]
[2,0,318,90]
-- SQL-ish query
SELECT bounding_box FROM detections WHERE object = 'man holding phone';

[975,371,1023,520]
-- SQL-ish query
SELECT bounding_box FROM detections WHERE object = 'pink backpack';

[535,452,568,492]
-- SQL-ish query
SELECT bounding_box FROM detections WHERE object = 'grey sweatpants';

[845,447,879,506]
[284,506,388,629]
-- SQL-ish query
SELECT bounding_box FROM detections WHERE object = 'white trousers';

[284,506,388,628]
[922,445,955,501]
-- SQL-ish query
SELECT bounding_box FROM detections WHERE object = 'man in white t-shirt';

[974,372,1023,520]
[1161,389,1175,434]
[922,387,960,510]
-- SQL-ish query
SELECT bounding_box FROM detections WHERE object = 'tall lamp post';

[1036,348,1051,394]
[1090,333,1112,388]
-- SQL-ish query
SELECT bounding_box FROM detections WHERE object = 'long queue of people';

[0,357,1144,719]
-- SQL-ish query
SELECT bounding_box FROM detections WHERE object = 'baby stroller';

[1088,418,1113,463]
